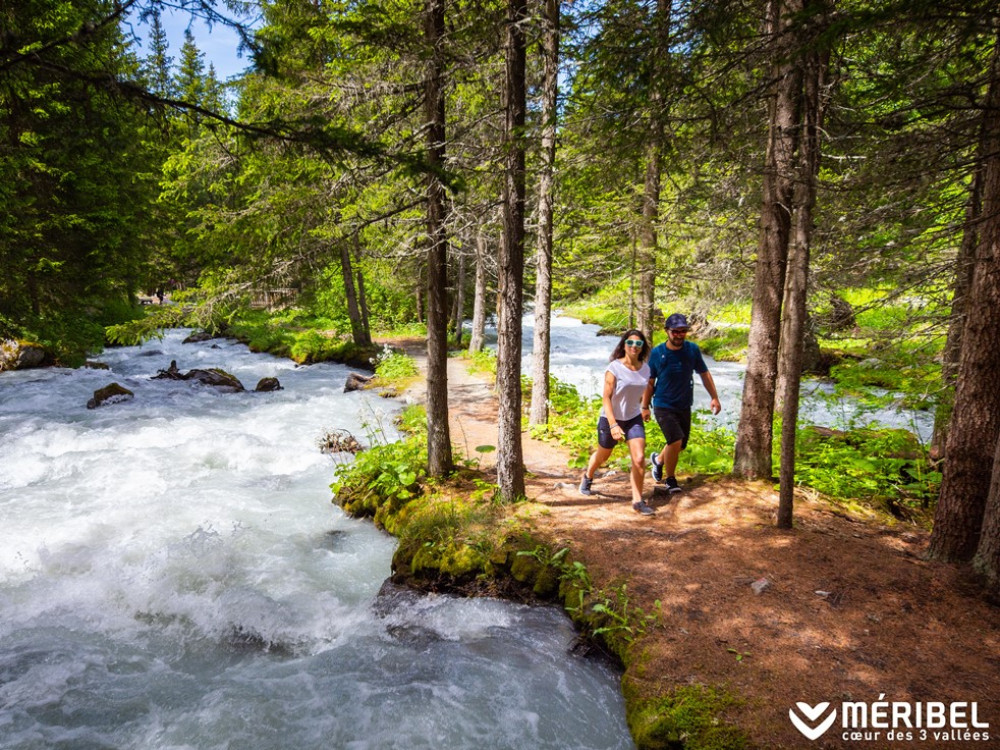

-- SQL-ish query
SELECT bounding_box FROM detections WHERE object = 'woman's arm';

[602,369,624,441]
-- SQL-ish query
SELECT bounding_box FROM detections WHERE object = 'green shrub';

[331,435,428,520]
[375,349,419,380]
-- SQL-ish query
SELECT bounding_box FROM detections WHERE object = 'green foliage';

[396,404,428,436]
[222,308,378,364]
[331,435,428,518]
[695,328,749,363]
[1,0,165,348]
[794,425,940,516]
[374,349,419,381]
[591,584,662,647]
[18,297,146,365]
[465,349,498,380]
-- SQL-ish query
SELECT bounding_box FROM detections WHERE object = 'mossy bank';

[330,433,748,750]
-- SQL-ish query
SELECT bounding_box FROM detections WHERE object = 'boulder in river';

[183,331,216,344]
[87,382,134,409]
[152,360,245,392]
[255,377,283,392]
[185,368,245,392]
[0,339,47,371]
[344,372,374,392]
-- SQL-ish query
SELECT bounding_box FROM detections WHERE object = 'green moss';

[626,684,748,750]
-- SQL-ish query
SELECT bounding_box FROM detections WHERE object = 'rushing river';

[0,330,632,749]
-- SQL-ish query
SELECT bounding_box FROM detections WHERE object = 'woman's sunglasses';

[624,340,644,348]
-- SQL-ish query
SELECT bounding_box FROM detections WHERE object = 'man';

[641,313,721,493]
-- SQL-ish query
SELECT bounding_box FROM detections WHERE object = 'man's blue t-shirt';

[647,340,708,410]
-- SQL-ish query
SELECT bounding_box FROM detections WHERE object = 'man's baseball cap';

[665,313,689,330]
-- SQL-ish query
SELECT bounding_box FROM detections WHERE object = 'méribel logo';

[790,701,839,741]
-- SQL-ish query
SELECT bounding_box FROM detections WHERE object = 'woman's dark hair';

[610,328,650,362]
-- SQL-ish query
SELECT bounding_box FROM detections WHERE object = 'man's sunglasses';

[669,329,689,335]
[625,340,645,347]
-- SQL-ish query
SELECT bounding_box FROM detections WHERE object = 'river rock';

[87,382,134,409]
[255,377,283,392]
[83,360,110,370]
[344,372,374,392]
[185,368,245,391]
[153,360,185,380]
[183,331,215,344]
[0,339,47,371]
[152,360,244,391]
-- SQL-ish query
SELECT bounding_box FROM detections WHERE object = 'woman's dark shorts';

[653,407,691,449]
[597,414,646,449]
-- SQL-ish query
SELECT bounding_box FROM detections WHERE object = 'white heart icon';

[789,702,837,741]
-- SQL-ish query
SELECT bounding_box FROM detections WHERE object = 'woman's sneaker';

[665,476,682,493]
[579,475,594,496]
[650,453,664,482]
[632,501,656,515]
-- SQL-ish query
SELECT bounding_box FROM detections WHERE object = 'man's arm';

[699,370,721,415]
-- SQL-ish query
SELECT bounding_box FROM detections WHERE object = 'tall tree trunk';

[452,247,466,348]
[353,235,372,346]
[529,0,559,427]
[635,0,671,342]
[777,38,826,529]
[636,140,659,343]
[424,0,452,478]
[496,0,528,502]
[733,0,802,480]
[973,433,1000,592]
[357,269,371,345]
[931,134,986,460]
[339,240,368,347]
[930,29,1000,562]
[469,231,488,354]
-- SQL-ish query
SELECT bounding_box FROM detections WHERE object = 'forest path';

[378,337,1000,749]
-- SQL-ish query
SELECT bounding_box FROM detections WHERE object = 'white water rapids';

[0,330,632,749]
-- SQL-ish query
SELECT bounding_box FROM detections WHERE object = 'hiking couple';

[578,313,721,515]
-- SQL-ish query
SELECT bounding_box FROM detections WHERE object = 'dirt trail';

[383,338,1000,749]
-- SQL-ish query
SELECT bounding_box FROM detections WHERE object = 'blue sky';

[133,6,257,82]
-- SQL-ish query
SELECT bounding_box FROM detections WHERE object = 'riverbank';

[343,339,1000,750]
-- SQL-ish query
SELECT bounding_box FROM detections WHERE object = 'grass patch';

[227,309,378,365]
[696,328,749,363]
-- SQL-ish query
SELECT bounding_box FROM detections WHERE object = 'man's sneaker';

[650,453,664,482]
[580,474,594,496]
[632,501,656,515]
[665,476,682,494]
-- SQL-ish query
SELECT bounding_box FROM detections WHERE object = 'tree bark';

[529,0,559,427]
[777,38,826,529]
[733,0,802,480]
[339,240,368,347]
[469,231,488,354]
[635,0,671,343]
[930,29,1000,562]
[496,0,528,502]
[931,131,986,460]
[452,247,466,348]
[973,433,1000,592]
[424,0,452,478]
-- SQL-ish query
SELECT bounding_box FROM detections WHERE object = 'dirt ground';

[385,339,1000,749]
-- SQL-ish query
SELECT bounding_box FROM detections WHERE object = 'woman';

[579,329,656,515]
